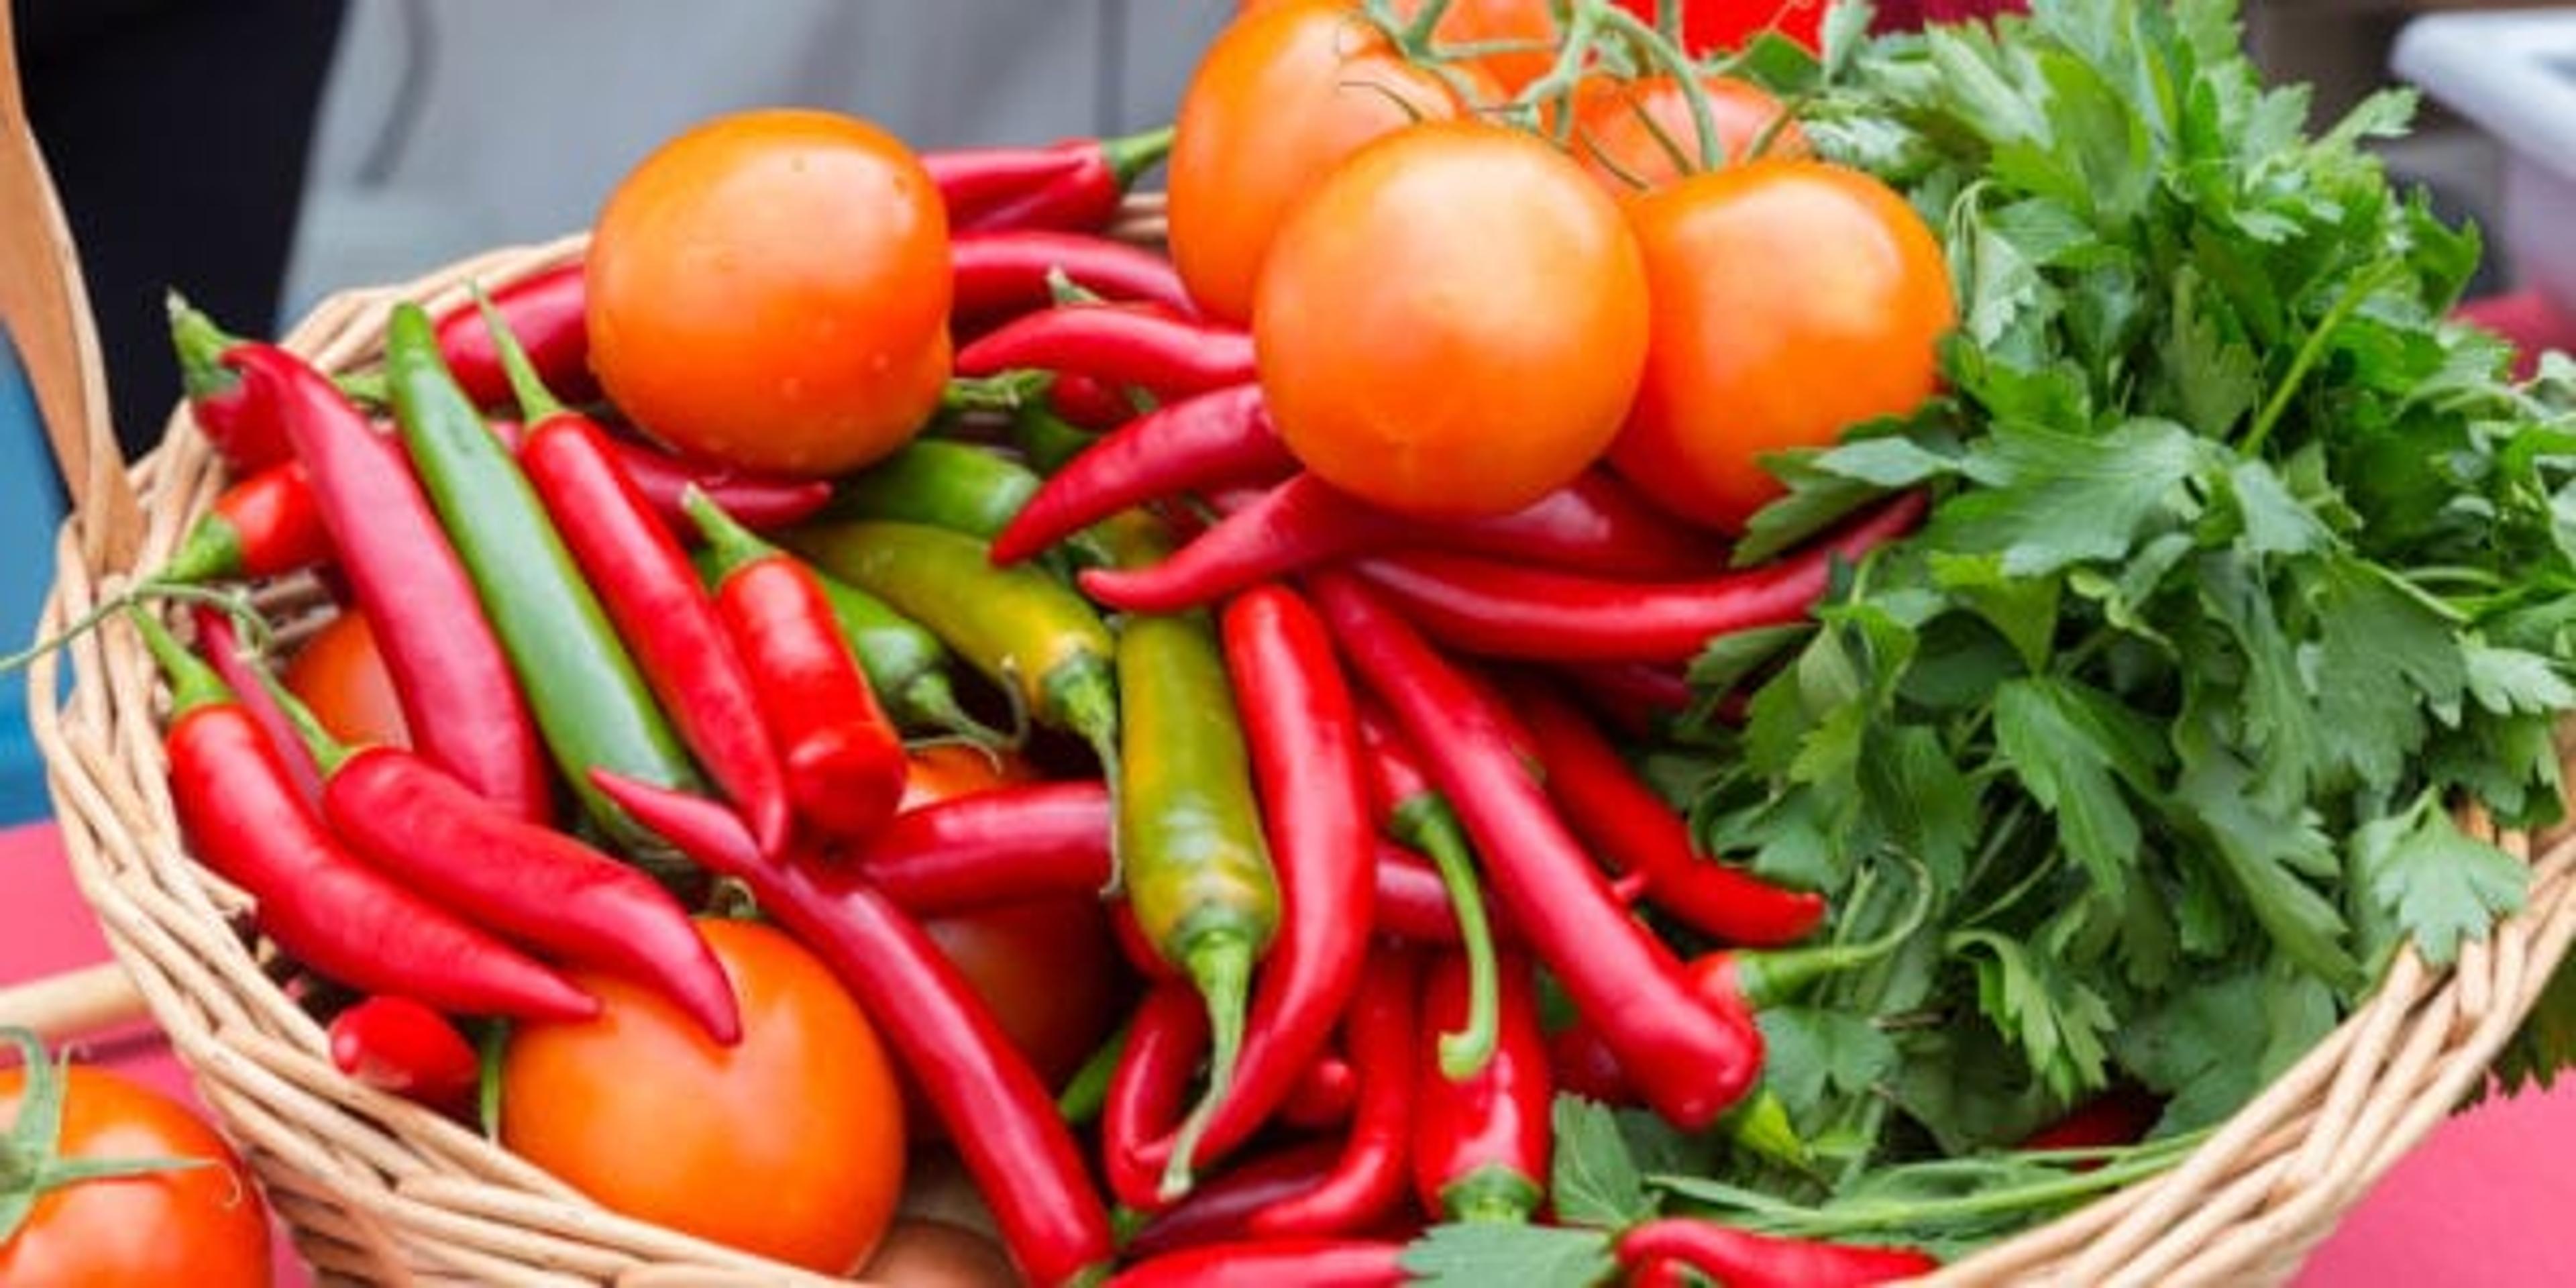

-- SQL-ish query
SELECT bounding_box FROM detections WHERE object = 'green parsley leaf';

[1933,418,2206,576]
[1401,1223,1615,1288]
[2351,794,2528,967]
[1551,1097,1652,1230]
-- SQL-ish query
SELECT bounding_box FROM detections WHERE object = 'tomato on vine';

[1169,0,1485,323]
[1564,72,1809,194]
[1254,120,1650,519]
[1612,158,1955,532]
[1,1031,272,1288]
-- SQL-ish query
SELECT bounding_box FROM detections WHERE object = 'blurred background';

[3,0,2571,822]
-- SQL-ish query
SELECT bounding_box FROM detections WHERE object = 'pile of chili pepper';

[130,122,1943,1288]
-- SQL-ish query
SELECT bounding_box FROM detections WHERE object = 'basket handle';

[0,4,145,572]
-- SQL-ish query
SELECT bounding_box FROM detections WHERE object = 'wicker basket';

[25,207,2576,1285]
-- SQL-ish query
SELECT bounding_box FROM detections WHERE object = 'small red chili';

[991,384,1290,565]
[1123,1139,1346,1261]
[955,304,1256,405]
[327,996,481,1114]
[1413,949,1551,1224]
[1614,1218,1940,1288]
[431,262,598,407]
[1350,491,1929,662]
[1105,1238,1409,1288]
[927,125,1174,234]
[1104,979,1212,1214]
[1250,947,1421,1240]
[952,229,1195,325]
[157,460,333,586]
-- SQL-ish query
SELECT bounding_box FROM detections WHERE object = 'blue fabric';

[0,345,66,823]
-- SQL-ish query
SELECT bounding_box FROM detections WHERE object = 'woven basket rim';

[28,211,2576,1287]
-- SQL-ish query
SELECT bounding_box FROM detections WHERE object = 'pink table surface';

[7,292,2572,1285]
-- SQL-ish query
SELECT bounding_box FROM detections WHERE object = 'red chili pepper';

[1081,469,1723,613]
[687,491,909,844]
[953,229,1195,323]
[485,417,834,535]
[1309,572,1763,1130]
[327,996,480,1114]
[1138,585,1376,1195]
[1125,1140,1351,1260]
[928,126,1174,233]
[1547,1016,1640,1106]
[433,262,597,407]
[850,780,1116,911]
[1106,1238,1409,1288]
[1050,372,1140,432]
[299,731,743,1044]
[1351,492,1930,662]
[594,774,1114,1287]
[1509,676,1826,948]
[1626,1255,1693,1288]
[494,331,796,859]
[189,604,323,804]
[1279,1050,1360,1130]
[135,610,594,1022]
[1251,948,1421,1240]
[1375,840,1498,946]
[2019,1086,2163,1156]
[1615,1219,1940,1288]
[991,384,1289,564]
[1561,661,1697,739]
[168,296,290,473]
[1104,979,1210,1213]
[1413,949,1551,1223]
[158,460,333,585]
[223,342,551,823]
[955,305,1256,404]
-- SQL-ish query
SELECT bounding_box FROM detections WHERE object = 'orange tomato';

[1236,0,1561,93]
[282,610,409,750]
[1169,0,1478,323]
[1254,121,1651,519]
[500,918,906,1274]
[0,1060,272,1287]
[1613,159,1955,533]
[1566,73,1809,194]
[587,109,951,478]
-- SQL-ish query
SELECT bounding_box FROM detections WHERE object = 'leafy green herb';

[1400,1222,1616,1288]
[1648,0,2576,1254]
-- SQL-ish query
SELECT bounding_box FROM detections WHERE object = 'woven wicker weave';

[25,209,2576,1286]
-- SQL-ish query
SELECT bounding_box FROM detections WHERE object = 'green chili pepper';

[826,440,1041,540]
[1010,398,1100,477]
[382,301,698,863]
[786,521,1120,772]
[1115,610,1281,1195]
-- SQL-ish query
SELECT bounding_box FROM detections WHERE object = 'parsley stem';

[2242,259,2403,458]
[1653,1130,2209,1239]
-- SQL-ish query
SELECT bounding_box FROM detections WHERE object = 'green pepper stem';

[1736,859,1933,1008]
[898,674,1018,751]
[260,667,356,776]
[1102,124,1176,189]
[1057,1016,1132,1125]
[126,607,230,717]
[470,283,567,425]
[150,515,245,588]
[164,292,241,402]
[679,486,780,582]
[1158,932,1256,1201]
[1397,794,1502,1080]
[1444,1164,1542,1224]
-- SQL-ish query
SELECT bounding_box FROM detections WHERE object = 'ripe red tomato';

[1564,73,1809,195]
[1169,0,1479,323]
[898,747,1123,1099]
[1613,159,1955,533]
[0,1058,272,1287]
[1254,120,1650,519]
[1611,0,1825,54]
[500,918,906,1274]
[282,610,409,750]
[587,109,951,478]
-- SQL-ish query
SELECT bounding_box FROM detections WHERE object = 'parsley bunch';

[1645,0,2576,1228]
